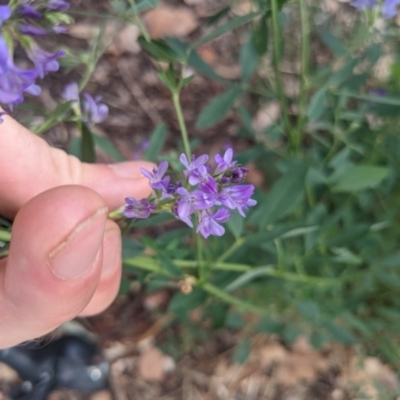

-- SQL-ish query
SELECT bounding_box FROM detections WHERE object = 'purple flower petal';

[19,24,48,36]
[214,148,237,175]
[62,82,79,102]
[382,0,400,18]
[124,197,156,219]
[18,5,42,19]
[48,0,71,11]
[0,6,11,27]
[82,93,108,124]
[29,47,65,78]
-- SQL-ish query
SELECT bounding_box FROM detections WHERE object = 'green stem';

[128,0,151,42]
[295,0,310,151]
[202,283,268,315]
[0,230,11,242]
[172,91,191,160]
[270,0,292,145]
[124,257,337,286]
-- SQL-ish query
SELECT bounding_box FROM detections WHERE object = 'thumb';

[0,185,107,348]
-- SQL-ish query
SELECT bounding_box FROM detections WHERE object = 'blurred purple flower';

[197,209,232,239]
[0,35,40,109]
[83,93,108,124]
[124,197,156,219]
[141,161,170,191]
[214,148,237,175]
[219,185,257,217]
[62,82,79,102]
[29,47,65,78]
[0,6,11,26]
[48,0,71,11]
[19,24,48,36]
[18,5,42,19]
[350,0,377,10]
[382,0,400,17]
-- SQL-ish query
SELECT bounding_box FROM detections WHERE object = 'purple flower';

[124,197,156,219]
[48,0,71,11]
[19,24,48,36]
[214,148,237,175]
[53,25,68,34]
[350,0,377,10]
[175,186,216,227]
[180,153,210,185]
[0,36,40,109]
[382,0,400,18]
[29,47,65,78]
[62,82,79,102]
[141,161,170,191]
[82,93,109,124]
[0,6,11,26]
[197,208,232,239]
[18,5,42,19]
[219,185,257,217]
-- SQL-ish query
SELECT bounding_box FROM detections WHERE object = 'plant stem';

[202,283,268,315]
[172,91,191,160]
[128,0,151,42]
[270,0,292,147]
[295,0,310,151]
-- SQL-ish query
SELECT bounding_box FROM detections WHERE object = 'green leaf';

[225,265,274,292]
[157,252,182,277]
[326,58,358,88]
[196,87,242,129]
[233,337,251,364]
[187,50,225,83]
[192,10,265,49]
[331,165,390,192]
[296,300,320,320]
[136,0,158,12]
[122,237,145,259]
[138,37,180,62]
[169,288,207,315]
[320,31,347,56]
[258,159,311,227]
[227,210,244,239]
[252,14,268,56]
[80,123,96,163]
[94,135,125,161]
[240,33,259,82]
[307,89,326,121]
[144,123,167,161]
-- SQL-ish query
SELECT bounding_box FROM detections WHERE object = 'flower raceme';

[0,1,70,109]
[123,149,257,239]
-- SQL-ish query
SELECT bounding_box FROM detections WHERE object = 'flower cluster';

[351,0,400,18]
[0,1,70,109]
[62,82,109,124]
[124,149,257,239]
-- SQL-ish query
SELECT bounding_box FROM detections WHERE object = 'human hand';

[0,112,153,348]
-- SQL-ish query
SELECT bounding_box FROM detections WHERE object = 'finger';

[0,185,107,348]
[79,220,122,317]
[0,112,154,218]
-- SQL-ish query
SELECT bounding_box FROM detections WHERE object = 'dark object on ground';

[0,334,109,400]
